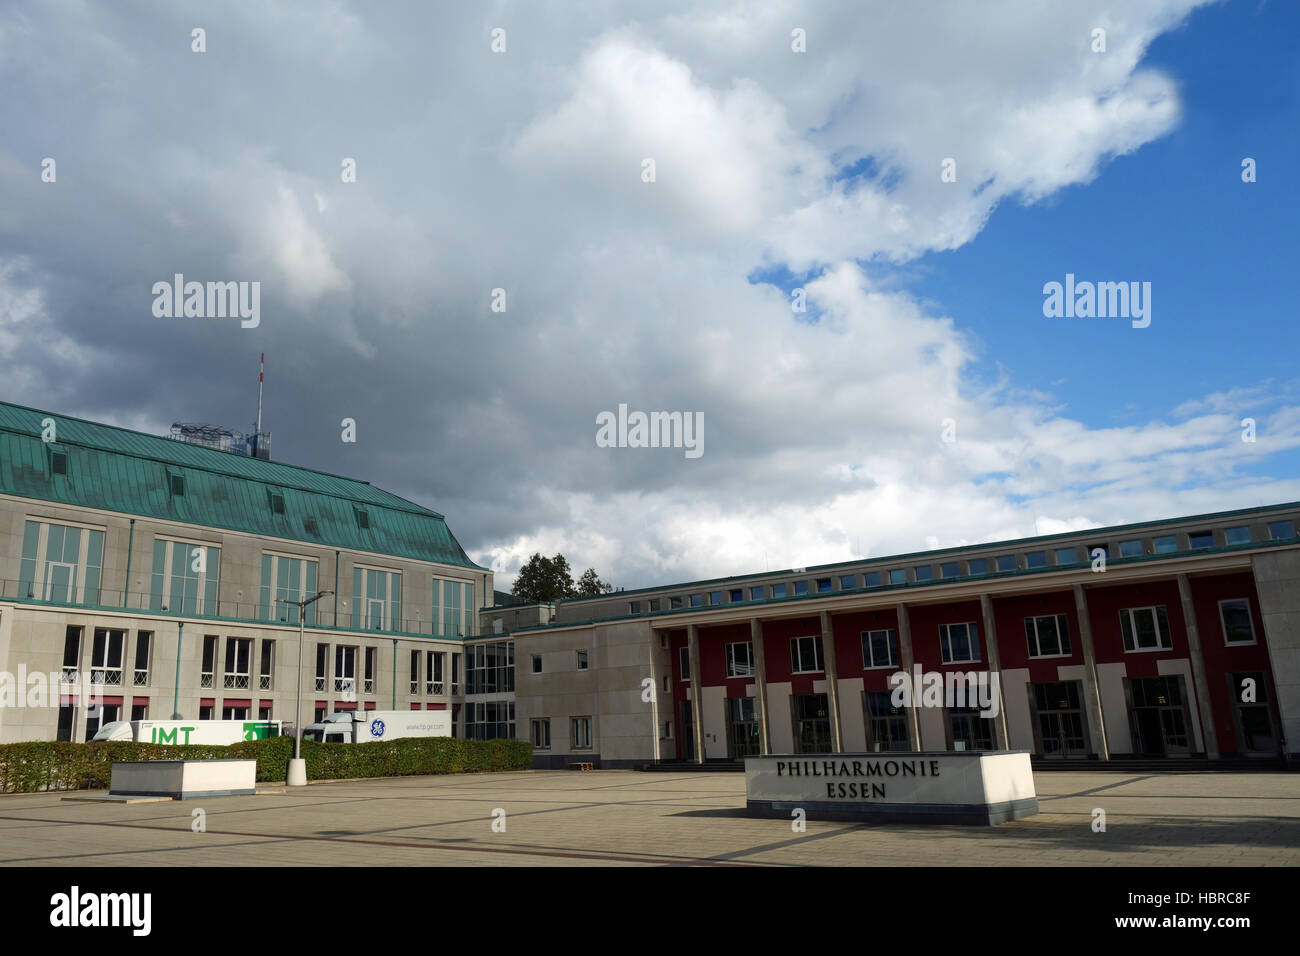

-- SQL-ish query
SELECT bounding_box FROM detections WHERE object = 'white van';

[302,710,451,744]
[91,719,281,745]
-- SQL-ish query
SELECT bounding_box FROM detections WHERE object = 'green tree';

[511,552,576,602]
[575,567,614,597]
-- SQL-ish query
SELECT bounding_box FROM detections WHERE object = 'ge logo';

[370,719,385,738]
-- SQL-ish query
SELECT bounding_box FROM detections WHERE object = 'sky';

[0,0,1296,591]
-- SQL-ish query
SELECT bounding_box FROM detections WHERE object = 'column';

[1177,573,1220,758]
[750,618,771,754]
[896,603,922,751]
[979,594,1010,748]
[820,610,843,751]
[1072,584,1110,759]
[687,624,705,765]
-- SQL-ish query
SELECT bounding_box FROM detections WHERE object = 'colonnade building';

[0,401,493,742]
[487,503,1300,768]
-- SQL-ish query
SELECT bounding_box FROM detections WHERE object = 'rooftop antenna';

[255,352,264,447]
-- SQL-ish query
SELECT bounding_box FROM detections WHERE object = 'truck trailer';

[91,719,282,745]
[302,710,451,743]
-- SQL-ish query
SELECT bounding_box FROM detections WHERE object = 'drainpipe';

[171,621,184,719]
[122,519,135,608]
[391,638,397,709]
[333,551,340,626]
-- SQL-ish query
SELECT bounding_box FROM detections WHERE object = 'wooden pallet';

[567,762,595,771]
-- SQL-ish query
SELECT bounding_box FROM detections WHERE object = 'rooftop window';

[1224,526,1251,545]
[914,566,933,581]
[1120,540,1143,557]
[1188,530,1214,550]
[1268,520,1295,540]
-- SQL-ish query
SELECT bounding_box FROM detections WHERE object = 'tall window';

[466,701,515,741]
[19,520,105,605]
[334,645,357,694]
[133,631,151,686]
[259,640,275,690]
[60,626,82,683]
[1218,599,1256,645]
[409,650,420,694]
[315,643,329,690]
[364,646,376,693]
[433,578,474,637]
[571,716,592,749]
[201,635,218,687]
[860,629,899,669]
[1120,606,1173,652]
[726,641,755,678]
[224,638,252,689]
[259,554,319,624]
[90,628,125,685]
[352,567,401,631]
[531,719,551,749]
[467,642,514,694]
[427,650,445,694]
[679,647,691,681]
[790,636,824,673]
[150,540,220,615]
[1025,614,1071,658]
[939,622,981,664]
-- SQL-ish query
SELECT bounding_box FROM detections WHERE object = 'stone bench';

[109,759,257,800]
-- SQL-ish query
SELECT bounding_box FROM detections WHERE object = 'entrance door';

[863,690,909,751]
[1031,681,1090,758]
[366,598,384,630]
[1127,676,1192,756]
[791,694,831,753]
[725,697,761,758]
[44,562,76,603]
[1229,671,1279,756]
[679,700,695,761]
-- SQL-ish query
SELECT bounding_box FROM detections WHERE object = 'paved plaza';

[0,770,1295,866]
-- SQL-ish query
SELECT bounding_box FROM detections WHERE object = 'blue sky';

[909,0,1299,476]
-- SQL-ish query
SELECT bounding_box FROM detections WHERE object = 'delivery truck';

[91,719,282,745]
[302,710,451,743]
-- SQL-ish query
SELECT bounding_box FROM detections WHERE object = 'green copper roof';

[0,400,485,570]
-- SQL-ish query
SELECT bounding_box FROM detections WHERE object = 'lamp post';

[278,589,333,786]
[170,613,184,720]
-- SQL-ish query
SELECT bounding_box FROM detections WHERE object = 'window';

[259,554,319,624]
[794,581,809,596]
[315,643,328,691]
[259,640,275,690]
[888,569,906,585]
[629,601,641,614]
[352,567,401,632]
[969,559,990,575]
[452,653,461,693]
[364,646,376,693]
[409,650,420,694]
[133,631,151,686]
[169,473,185,497]
[571,717,593,750]
[222,704,249,720]
[576,649,589,671]
[679,647,690,681]
[860,629,899,669]
[1026,551,1047,569]
[771,583,788,598]
[531,719,551,750]
[726,642,755,678]
[1055,548,1078,564]
[790,635,824,674]
[150,539,220,615]
[840,575,856,589]
[995,555,1016,572]
[465,701,515,741]
[18,520,105,605]
[224,638,252,689]
[200,704,215,720]
[1153,535,1178,553]
[201,635,218,688]
[268,490,285,514]
[90,628,125,685]
[749,586,765,600]
[61,626,82,683]
[670,596,683,609]
[354,508,369,529]
[1188,530,1213,550]
[913,566,933,582]
[939,622,981,664]
[1119,606,1173,652]
[689,594,703,607]
[131,702,148,721]
[432,578,473,638]
[709,591,724,605]
[1219,599,1255,645]
[531,654,542,674]
[940,562,960,579]
[1224,526,1251,545]
[467,642,513,694]
[729,589,744,602]
[86,701,120,740]
[865,572,882,587]
[1120,540,1143,557]
[1268,520,1295,540]
[1089,544,1111,559]
[51,449,68,475]
[332,645,357,695]
[649,599,661,611]
[816,578,832,593]
[1025,614,1071,658]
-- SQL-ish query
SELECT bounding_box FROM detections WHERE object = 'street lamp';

[278,589,333,786]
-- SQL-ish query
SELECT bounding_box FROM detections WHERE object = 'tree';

[511,552,576,602]
[510,554,615,602]
[575,567,614,597]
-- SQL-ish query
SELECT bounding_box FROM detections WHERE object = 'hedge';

[0,735,532,794]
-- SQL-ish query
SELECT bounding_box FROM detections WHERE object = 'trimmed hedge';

[0,735,531,794]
